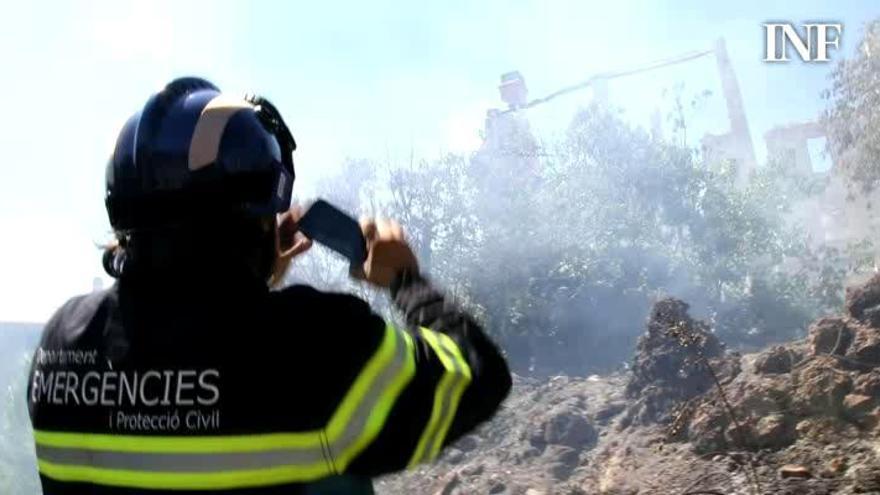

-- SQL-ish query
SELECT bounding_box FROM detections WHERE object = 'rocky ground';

[376,275,880,495]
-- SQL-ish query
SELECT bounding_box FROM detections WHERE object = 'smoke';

[291,90,876,379]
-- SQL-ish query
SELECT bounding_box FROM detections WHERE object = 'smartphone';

[297,199,367,266]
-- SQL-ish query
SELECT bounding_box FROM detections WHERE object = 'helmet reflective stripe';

[407,327,472,467]
[33,325,415,490]
[189,95,256,171]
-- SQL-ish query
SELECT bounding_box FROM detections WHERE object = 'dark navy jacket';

[28,268,511,494]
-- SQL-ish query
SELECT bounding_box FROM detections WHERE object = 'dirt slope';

[377,275,880,495]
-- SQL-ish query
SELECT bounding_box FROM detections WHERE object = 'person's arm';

[280,213,511,476]
[391,268,512,446]
[333,271,511,477]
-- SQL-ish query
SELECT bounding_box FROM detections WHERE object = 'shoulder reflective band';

[408,327,473,467]
[33,324,415,491]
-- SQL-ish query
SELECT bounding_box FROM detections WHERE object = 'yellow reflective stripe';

[34,323,417,489]
[436,332,471,375]
[326,324,397,442]
[427,334,472,460]
[34,429,322,453]
[407,329,454,466]
[334,330,416,470]
[408,327,468,467]
[38,458,330,490]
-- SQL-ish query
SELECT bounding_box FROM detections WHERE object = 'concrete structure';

[764,121,827,175]
[762,121,880,275]
[700,39,758,187]
[760,120,876,257]
[815,176,880,246]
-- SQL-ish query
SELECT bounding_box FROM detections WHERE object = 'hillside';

[0,322,41,494]
[0,321,43,393]
[0,321,42,346]
[377,275,880,495]
[0,322,40,395]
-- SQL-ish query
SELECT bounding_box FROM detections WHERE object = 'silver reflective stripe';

[36,444,327,473]
[329,326,414,469]
[34,325,415,486]
[420,335,468,460]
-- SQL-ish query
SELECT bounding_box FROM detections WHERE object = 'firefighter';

[27,77,512,494]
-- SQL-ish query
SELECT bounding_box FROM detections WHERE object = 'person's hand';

[351,218,418,288]
[270,205,313,286]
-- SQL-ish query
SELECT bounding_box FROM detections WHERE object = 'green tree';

[824,18,880,192]
[303,103,858,376]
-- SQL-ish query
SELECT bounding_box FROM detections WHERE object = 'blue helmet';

[106,77,295,231]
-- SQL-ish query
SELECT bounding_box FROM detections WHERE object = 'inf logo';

[763,23,843,63]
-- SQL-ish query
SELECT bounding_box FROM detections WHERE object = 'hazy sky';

[0,0,874,322]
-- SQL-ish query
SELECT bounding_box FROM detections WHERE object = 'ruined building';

[700,39,758,187]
